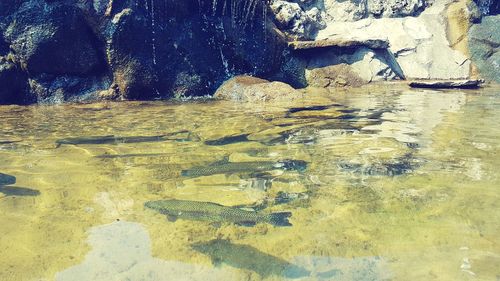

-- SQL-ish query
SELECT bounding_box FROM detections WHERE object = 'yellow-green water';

[0,86,499,281]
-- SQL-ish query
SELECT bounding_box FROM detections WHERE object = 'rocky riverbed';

[0,0,499,105]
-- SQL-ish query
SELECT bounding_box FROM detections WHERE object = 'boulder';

[104,1,286,99]
[106,8,158,100]
[4,2,104,76]
[306,64,368,88]
[214,75,302,102]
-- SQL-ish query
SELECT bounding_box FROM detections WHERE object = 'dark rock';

[105,8,158,100]
[104,1,287,99]
[0,33,9,56]
[0,59,31,104]
[5,2,104,76]
[0,0,287,104]
[474,0,500,15]
[0,0,24,18]
[28,74,111,103]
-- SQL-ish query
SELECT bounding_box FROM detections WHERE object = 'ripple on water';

[0,86,499,280]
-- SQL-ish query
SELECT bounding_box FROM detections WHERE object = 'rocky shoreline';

[0,0,499,105]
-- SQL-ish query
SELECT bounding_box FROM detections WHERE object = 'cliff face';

[0,0,286,104]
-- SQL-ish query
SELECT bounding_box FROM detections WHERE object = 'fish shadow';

[0,186,41,197]
[192,239,310,279]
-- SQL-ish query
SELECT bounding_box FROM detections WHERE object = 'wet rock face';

[0,0,286,103]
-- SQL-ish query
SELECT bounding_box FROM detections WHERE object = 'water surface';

[1,85,499,280]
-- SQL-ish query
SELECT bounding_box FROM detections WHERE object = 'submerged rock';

[214,76,303,102]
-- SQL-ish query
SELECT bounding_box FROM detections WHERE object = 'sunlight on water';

[0,85,499,281]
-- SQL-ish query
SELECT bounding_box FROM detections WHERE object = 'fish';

[204,134,250,146]
[94,153,171,159]
[338,155,420,177]
[259,123,359,146]
[181,159,307,178]
[55,130,197,147]
[192,239,310,279]
[0,140,21,145]
[0,173,16,186]
[287,104,343,115]
[144,199,292,227]
[0,186,40,197]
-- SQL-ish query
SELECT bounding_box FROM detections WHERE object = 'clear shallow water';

[0,85,499,281]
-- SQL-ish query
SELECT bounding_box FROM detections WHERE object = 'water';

[0,85,499,281]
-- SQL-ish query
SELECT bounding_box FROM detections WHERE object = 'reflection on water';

[0,85,499,280]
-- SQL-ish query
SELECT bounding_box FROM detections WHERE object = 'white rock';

[315,0,471,80]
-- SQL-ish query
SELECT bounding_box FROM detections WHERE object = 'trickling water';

[212,0,219,15]
[151,0,157,66]
[215,21,231,77]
